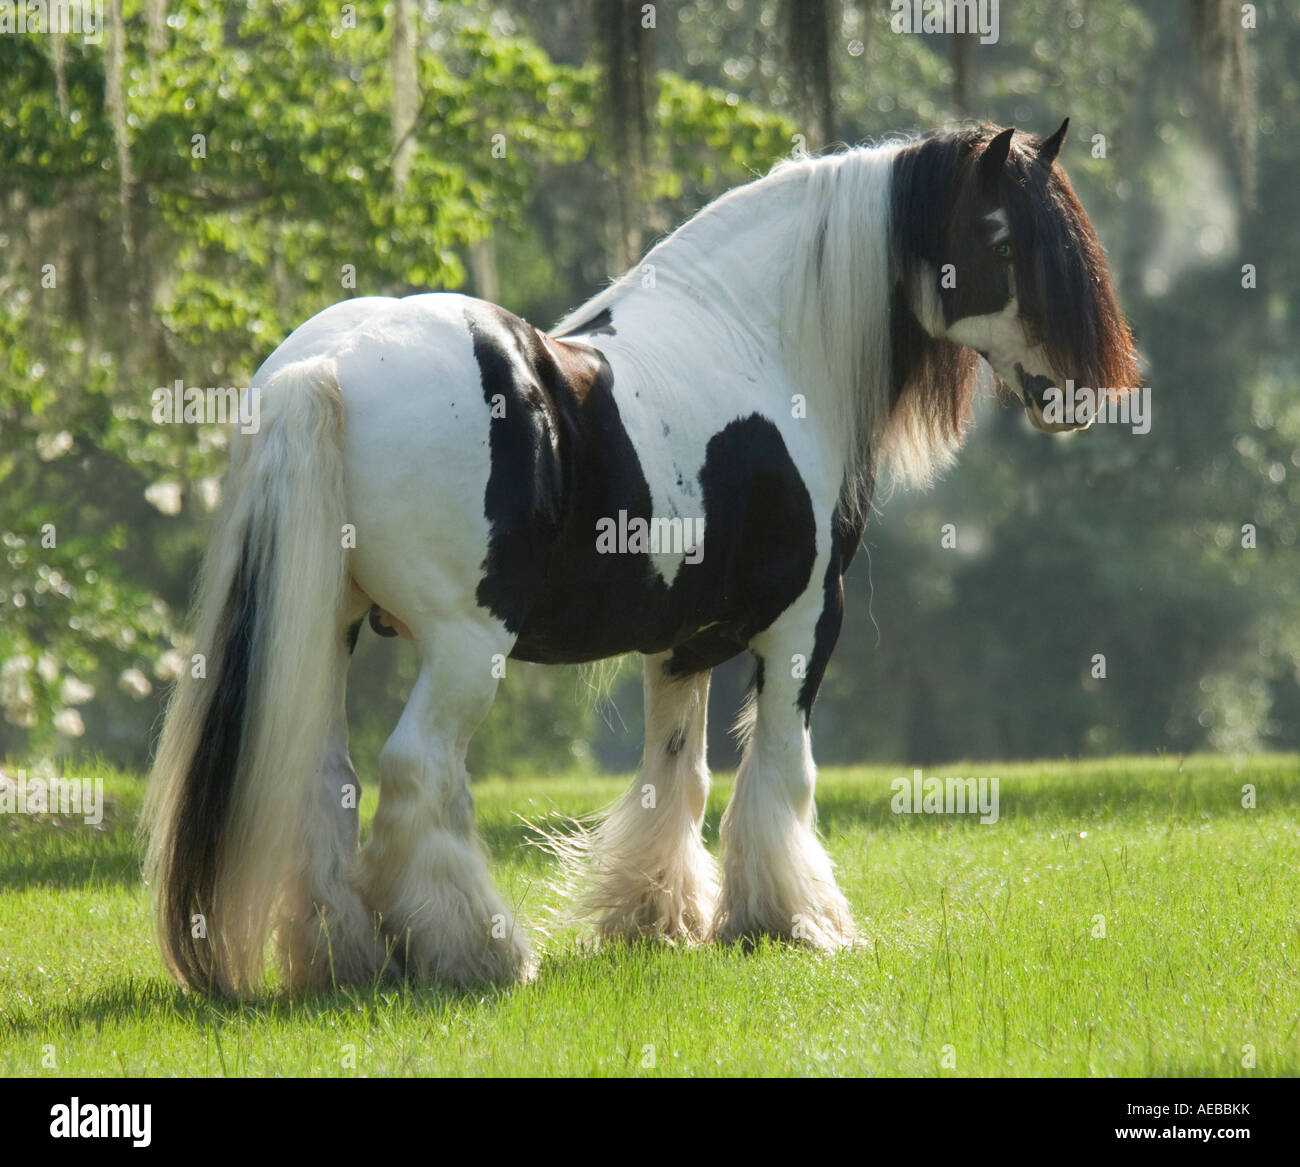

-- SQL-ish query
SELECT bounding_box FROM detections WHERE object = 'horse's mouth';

[1017,365,1093,433]
[1024,392,1082,433]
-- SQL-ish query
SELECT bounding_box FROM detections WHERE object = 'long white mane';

[553,143,967,512]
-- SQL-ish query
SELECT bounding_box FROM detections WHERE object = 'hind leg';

[281,614,390,990]
[358,617,533,986]
[578,653,716,943]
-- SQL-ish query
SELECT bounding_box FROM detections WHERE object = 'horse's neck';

[585,154,892,505]
[588,175,806,365]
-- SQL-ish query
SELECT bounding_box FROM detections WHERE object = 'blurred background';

[1,0,1296,778]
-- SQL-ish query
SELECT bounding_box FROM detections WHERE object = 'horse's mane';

[774,141,978,509]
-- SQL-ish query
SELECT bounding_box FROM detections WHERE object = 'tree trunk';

[595,0,657,273]
[782,0,836,150]
[952,31,972,117]
[468,238,499,305]
[391,0,419,194]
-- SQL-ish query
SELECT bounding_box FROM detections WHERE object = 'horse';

[141,120,1138,995]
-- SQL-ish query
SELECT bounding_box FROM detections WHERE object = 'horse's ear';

[1036,118,1069,168]
[979,127,1015,185]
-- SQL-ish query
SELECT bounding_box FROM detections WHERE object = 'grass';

[1,754,1298,1077]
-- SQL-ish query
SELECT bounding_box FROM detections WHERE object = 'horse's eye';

[994,242,1012,258]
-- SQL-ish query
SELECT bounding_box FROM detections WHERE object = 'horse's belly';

[509,561,720,665]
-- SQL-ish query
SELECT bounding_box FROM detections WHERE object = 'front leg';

[712,577,855,951]
[576,652,716,944]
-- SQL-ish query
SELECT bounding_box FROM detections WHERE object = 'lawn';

[1,754,1297,1077]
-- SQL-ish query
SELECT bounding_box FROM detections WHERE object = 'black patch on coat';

[659,415,820,677]
[469,310,568,634]
[555,306,616,337]
[663,626,749,678]
[345,617,362,653]
[665,725,687,756]
[467,301,819,673]
[796,490,868,723]
[367,604,398,638]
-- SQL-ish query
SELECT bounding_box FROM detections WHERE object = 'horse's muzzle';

[1016,365,1093,433]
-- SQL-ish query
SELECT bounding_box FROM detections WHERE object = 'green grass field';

[2,755,1297,1077]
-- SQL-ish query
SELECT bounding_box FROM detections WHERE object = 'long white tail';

[141,357,349,995]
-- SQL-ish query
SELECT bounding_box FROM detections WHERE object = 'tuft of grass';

[1,754,1297,1076]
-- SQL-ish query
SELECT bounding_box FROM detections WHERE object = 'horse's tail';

[141,356,349,995]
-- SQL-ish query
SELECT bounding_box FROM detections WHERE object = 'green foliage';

[0,0,795,769]
[1,0,1298,774]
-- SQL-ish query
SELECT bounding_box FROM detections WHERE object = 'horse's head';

[896,121,1138,433]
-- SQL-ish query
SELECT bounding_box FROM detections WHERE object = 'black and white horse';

[143,121,1138,994]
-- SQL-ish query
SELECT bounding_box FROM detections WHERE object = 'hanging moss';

[1187,0,1257,208]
